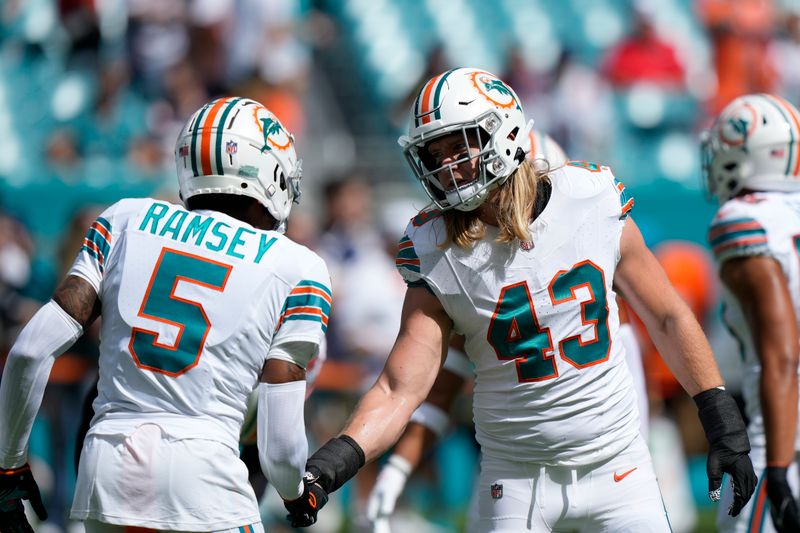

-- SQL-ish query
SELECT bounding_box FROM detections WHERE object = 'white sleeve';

[0,301,82,468]
[257,380,308,500]
[68,207,118,294]
[272,255,332,364]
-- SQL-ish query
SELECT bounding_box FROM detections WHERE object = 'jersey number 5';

[129,247,232,376]
[488,260,611,382]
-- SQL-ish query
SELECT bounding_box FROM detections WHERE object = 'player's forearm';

[0,301,82,467]
[342,380,425,463]
[258,380,308,500]
[648,310,723,396]
[760,347,799,466]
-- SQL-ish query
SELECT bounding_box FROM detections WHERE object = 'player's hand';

[765,467,800,533]
[284,472,328,528]
[694,388,756,516]
[0,464,47,531]
[366,455,411,530]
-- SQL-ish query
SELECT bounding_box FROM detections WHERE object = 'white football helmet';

[398,68,533,211]
[702,93,800,202]
[175,97,302,225]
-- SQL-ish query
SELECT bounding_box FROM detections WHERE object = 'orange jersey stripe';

[278,308,329,329]
[713,236,768,253]
[91,221,112,242]
[200,98,231,175]
[395,258,421,266]
[289,286,332,304]
[621,198,634,215]
[398,240,414,250]
[708,221,763,241]
[83,238,105,264]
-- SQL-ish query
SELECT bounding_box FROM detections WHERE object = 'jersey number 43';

[488,260,610,382]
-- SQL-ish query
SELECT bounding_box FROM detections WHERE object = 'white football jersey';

[69,198,331,452]
[709,191,800,450]
[396,163,640,465]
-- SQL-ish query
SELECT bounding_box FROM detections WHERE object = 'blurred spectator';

[58,0,101,67]
[0,214,37,353]
[602,11,685,89]
[697,0,777,113]
[769,12,800,101]
[550,50,614,162]
[126,0,191,97]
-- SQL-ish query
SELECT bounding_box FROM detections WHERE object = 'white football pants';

[468,435,670,532]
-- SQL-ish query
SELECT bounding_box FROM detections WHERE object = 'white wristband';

[386,454,412,477]
[409,402,449,438]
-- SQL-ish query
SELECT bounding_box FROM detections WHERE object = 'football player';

[0,97,330,532]
[704,93,800,533]
[284,68,756,531]
[365,133,651,532]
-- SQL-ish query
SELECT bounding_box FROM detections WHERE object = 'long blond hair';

[443,159,548,248]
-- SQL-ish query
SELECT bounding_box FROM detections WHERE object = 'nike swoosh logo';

[613,467,637,482]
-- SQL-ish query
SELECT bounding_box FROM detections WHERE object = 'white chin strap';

[446,181,485,211]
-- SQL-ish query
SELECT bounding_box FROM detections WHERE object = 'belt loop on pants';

[569,468,578,510]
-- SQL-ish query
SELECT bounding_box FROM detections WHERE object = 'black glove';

[765,466,800,533]
[694,387,757,516]
[284,472,329,528]
[0,464,47,532]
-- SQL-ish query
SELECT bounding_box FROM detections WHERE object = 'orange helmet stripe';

[420,74,443,124]
[776,95,800,176]
[763,94,800,176]
[200,97,233,176]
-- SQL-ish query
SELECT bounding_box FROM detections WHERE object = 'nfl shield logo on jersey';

[491,483,503,499]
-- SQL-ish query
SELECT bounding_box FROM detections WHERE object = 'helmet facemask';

[403,110,517,212]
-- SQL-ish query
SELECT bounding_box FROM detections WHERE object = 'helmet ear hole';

[724,162,738,171]
[279,171,287,191]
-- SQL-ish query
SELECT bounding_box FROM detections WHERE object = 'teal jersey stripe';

[285,294,331,315]
[397,263,421,274]
[86,228,111,257]
[709,227,766,247]
[95,216,111,234]
[81,245,104,273]
[432,69,455,120]
[763,94,795,175]
[399,235,411,243]
[295,280,332,298]
[214,97,242,175]
[709,217,758,231]
[396,247,419,261]
[284,313,327,332]
[190,104,210,177]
